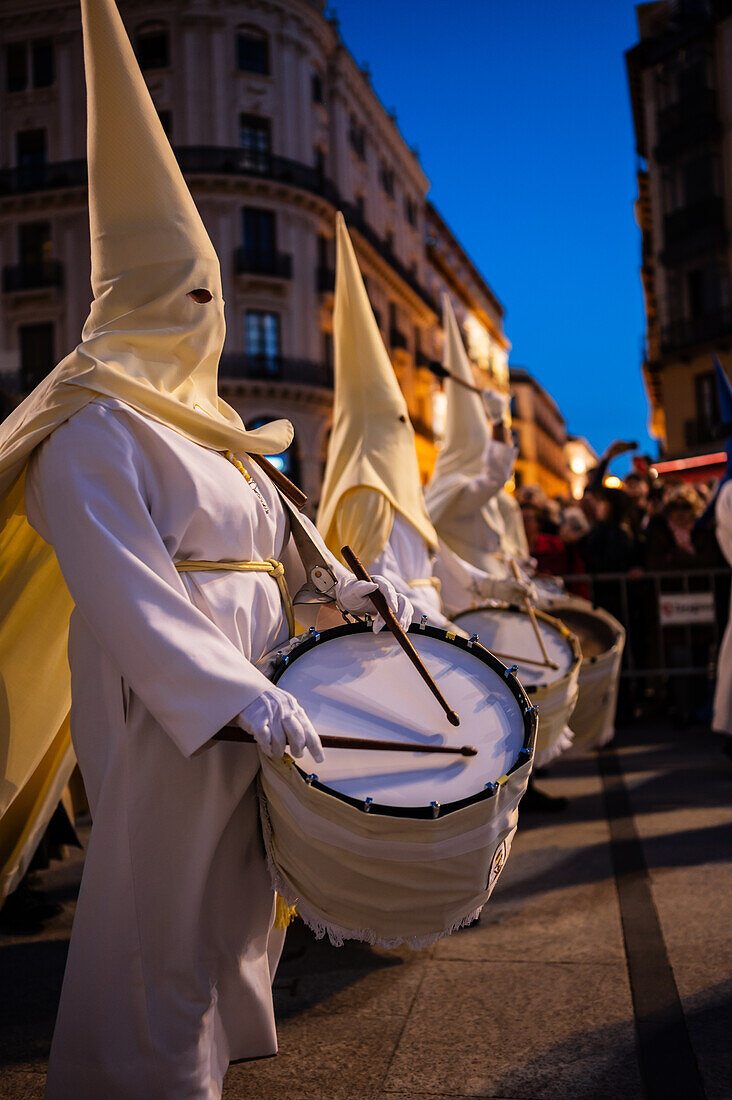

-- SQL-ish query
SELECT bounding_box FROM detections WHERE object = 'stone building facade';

[627,0,732,484]
[0,0,510,511]
[509,366,570,499]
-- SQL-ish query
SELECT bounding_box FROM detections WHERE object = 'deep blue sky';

[332,0,650,463]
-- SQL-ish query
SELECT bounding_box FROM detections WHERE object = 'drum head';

[548,606,618,659]
[274,625,528,812]
[454,607,575,688]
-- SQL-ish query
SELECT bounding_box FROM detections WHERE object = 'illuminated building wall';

[510,367,571,498]
[627,0,732,484]
[0,0,508,511]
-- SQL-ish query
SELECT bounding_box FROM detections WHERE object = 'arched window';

[247,416,300,484]
[135,23,170,71]
[237,27,269,76]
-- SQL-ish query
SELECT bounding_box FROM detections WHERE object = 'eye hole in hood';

[187,288,212,304]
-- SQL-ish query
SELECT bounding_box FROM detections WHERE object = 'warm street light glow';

[569,456,586,474]
[604,475,622,489]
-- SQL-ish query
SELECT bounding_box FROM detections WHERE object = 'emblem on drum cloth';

[488,840,508,888]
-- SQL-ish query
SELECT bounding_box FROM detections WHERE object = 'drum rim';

[452,603,583,690]
[269,620,538,820]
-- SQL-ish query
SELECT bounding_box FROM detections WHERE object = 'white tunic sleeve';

[449,442,517,516]
[25,407,276,757]
[715,481,732,568]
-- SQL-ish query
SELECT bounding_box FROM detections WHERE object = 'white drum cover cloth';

[546,598,625,750]
[454,605,581,767]
[258,627,535,948]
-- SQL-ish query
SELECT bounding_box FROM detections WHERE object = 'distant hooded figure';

[424,295,531,616]
[317,213,452,627]
[0,1,410,1096]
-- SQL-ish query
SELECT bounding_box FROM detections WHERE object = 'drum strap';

[174,558,296,638]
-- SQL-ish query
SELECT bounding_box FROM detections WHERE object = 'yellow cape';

[317,213,437,566]
[0,0,292,898]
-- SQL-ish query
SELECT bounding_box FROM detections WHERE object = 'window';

[237,28,269,75]
[6,39,55,91]
[239,114,271,170]
[695,371,720,431]
[405,197,418,227]
[380,164,395,198]
[312,71,324,104]
[19,221,51,267]
[242,207,275,269]
[135,25,169,70]
[32,39,54,88]
[19,322,54,389]
[16,129,46,168]
[245,310,280,368]
[314,146,326,183]
[349,116,366,160]
[355,193,365,220]
[247,416,300,482]
[384,229,394,253]
[6,42,27,92]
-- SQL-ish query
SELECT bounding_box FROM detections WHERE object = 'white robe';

[713,480,732,736]
[370,511,453,630]
[428,441,517,573]
[25,397,312,1100]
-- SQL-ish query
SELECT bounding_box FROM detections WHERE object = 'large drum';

[453,605,581,767]
[543,598,625,749]
[258,622,536,949]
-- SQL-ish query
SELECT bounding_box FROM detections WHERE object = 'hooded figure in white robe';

[0,3,411,1096]
[317,214,451,628]
[424,296,531,617]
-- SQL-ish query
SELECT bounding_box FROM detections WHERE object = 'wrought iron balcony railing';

[655,87,719,163]
[2,261,63,292]
[0,148,439,314]
[0,159,87,195]
[661,195,727,265]
[661,305,732,355]
[684,417,719,449]
[219,353,333,389]
[234,248,292,278]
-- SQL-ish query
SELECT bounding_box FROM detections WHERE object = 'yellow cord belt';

[174,557,295,638]
[408,576,442,592]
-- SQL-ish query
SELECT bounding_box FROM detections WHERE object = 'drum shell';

[259,753,532,950]
[454,605,581,768]
[548,599,625,749]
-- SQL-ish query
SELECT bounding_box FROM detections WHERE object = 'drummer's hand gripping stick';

[340,544,461,727]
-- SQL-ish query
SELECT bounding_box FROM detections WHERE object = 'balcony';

[654,87,720,163]
[0,159,87,196]
[316,265,335,293]
[219,353,333,389]
[661,196,727,266]
[2,261,63,292]
[390,327,408,351]
[0,148,439,314]
[234,248,292,279]
[660,306,732,355]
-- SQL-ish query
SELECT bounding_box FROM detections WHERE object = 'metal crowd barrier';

[555,569,731,720]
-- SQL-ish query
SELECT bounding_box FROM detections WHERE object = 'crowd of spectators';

[515,440,725,580]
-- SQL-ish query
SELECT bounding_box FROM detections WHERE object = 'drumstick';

[490,650,558,670]
[215,727,477,755]
[425,360,483,396]
[341,545,461,727]
[510,560,559,670]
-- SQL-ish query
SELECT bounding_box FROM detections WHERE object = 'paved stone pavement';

[1,723,730,1100]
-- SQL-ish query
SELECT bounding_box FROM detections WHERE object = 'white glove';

[335,572,414,633]
[490,577,538,606]
[236,686,324,763]
[481,388,510,424]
